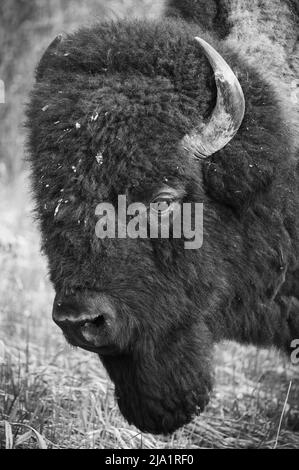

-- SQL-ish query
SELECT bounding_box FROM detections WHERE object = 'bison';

[26,0,299,434]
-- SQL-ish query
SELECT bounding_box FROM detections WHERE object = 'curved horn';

[183,37,245,158]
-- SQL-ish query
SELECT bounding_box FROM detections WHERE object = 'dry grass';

[0,176,298,449]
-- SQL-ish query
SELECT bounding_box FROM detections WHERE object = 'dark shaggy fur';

[26,0,299,434]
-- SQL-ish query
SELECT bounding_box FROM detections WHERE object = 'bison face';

[50,178,218,434]
[49,175,224,435]
[27,19,249,434]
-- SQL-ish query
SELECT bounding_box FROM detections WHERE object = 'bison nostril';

[91,314,105,328]
[52,292,117,352]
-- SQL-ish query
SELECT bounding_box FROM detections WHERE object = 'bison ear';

[36,33,66,81]
[202,140,275,214]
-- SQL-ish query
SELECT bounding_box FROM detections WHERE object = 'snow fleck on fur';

[54,199,63,218]
[95,153,104,165]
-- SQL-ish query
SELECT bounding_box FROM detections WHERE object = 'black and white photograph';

[0,0,298,451]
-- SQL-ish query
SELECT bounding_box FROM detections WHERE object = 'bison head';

[27,19,286,434]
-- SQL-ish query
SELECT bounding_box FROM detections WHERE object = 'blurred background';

[0,0,298,449]
[0,0,162,178]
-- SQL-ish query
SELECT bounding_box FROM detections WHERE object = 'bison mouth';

[63,326,120,356]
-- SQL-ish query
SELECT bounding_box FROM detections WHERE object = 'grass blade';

[4,421,14,449]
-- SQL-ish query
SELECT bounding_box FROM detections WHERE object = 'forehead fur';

[27,19,216,196]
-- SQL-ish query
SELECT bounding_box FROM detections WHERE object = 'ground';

[0,177,298,449]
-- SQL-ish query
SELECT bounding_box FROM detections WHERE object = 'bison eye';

[151,193,178,214]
